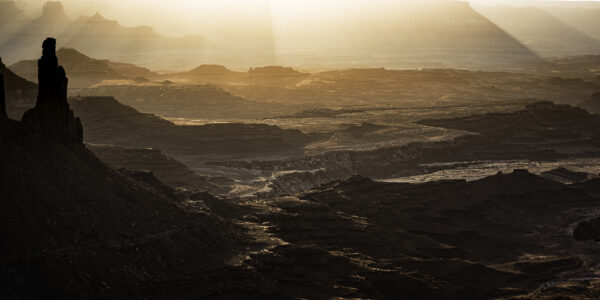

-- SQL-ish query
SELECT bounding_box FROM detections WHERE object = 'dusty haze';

[4,0,600,70]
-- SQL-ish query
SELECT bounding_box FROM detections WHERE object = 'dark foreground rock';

[241,171,600,299]
[3,38,600,299]
[88,144,234,194]
[0,39,246,298]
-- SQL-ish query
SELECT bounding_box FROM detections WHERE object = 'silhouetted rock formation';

[20,38,82,145]
[41,1,68,21]
[1,38,246,298]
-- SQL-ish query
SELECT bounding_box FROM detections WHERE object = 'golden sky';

[12,0,599,37]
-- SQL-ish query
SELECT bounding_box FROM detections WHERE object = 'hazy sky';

[12,0,600,37]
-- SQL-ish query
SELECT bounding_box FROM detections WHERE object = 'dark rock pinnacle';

[20,38,83,145]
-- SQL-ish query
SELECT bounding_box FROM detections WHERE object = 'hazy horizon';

[3,0,600,71]
[10,0,600,37]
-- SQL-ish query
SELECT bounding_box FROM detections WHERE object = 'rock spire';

[20,37,83,145]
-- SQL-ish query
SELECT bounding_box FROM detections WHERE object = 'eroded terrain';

[3,39,600,298]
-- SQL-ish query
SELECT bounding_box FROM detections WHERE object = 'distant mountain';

[544,5,600,41]
[63,12,160,40]
[0,1,29,23]
[5,1,598,71]
[168,64,241,83]
[387,2,542,67]
[169,64,308,87]
[1,2,72,59]
[248,66,306,78]
[272,2,544,70]
[9,47,158,88]
[0,1,204,69]
[71,84,302,119]
[189,64,237,75]
[474,5,600,57]
[57,12,165,58]
[0,1,30,45]
[247,66,309,86]
[0,57,37,120]
[102,60,156,79]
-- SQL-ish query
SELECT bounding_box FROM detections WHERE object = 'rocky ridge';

[243,170,600,298]
[209,102,600,196]
[0,39,246,298]
[9,47,157,88]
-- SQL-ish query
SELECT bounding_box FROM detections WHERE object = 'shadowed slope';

[0,57,37,120]
[0,38,245,297]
